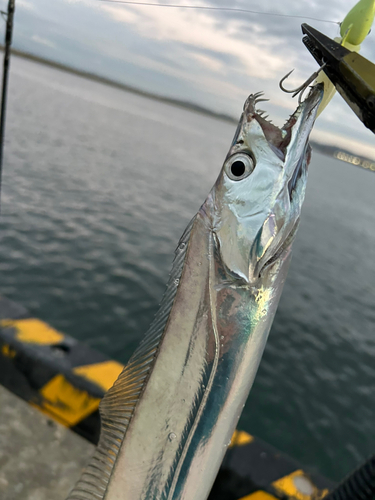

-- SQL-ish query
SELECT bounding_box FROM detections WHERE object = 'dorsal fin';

[66,216,196,500]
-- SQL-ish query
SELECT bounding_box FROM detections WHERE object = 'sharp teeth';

[255,98,270,105]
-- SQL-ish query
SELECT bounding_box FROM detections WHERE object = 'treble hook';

[279,62,327,103]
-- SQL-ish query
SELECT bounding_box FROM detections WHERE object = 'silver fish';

[67,84,323,500]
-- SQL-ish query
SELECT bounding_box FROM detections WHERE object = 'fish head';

[205,84,323,285]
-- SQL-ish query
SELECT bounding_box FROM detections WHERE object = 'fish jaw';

[205,84,324,285]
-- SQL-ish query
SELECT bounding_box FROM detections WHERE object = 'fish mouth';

[250,85,324,279]
[243,84,324,163]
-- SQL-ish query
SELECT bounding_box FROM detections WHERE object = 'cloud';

[8,0,375,156]
[16,0,36,10]
[100,3,290,79]
[31,35,56,48]
[189,52,223,73]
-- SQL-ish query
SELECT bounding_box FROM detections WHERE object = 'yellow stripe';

[0,318,64,344]
[239,492,277,500]
[272,470,317,500]
[1,343,16,358]
[37,374,101,427]
[73,361,124,392]
[229,430,254,448]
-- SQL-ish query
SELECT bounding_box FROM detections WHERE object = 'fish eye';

[224,153,255,181]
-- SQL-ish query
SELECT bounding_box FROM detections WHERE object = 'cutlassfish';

[67,83,323,500]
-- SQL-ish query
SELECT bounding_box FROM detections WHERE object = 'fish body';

[67,85,323,500]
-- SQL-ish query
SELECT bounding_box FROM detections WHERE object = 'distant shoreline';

[7,47,238,124]
[3,46,375,170]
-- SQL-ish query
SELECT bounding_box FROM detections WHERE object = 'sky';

[4,0,375,157]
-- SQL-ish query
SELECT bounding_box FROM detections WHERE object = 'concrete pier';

[0,386,94,500]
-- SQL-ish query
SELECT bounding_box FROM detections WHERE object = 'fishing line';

[99,0,340,25]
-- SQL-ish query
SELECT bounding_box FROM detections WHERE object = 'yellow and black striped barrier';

[0,295,334,499]
[212,430,333,499]
[0,295,123,443]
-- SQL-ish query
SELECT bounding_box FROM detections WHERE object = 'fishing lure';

[280,0,375,115]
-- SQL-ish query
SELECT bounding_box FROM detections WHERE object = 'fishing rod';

[0,0,15,211]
